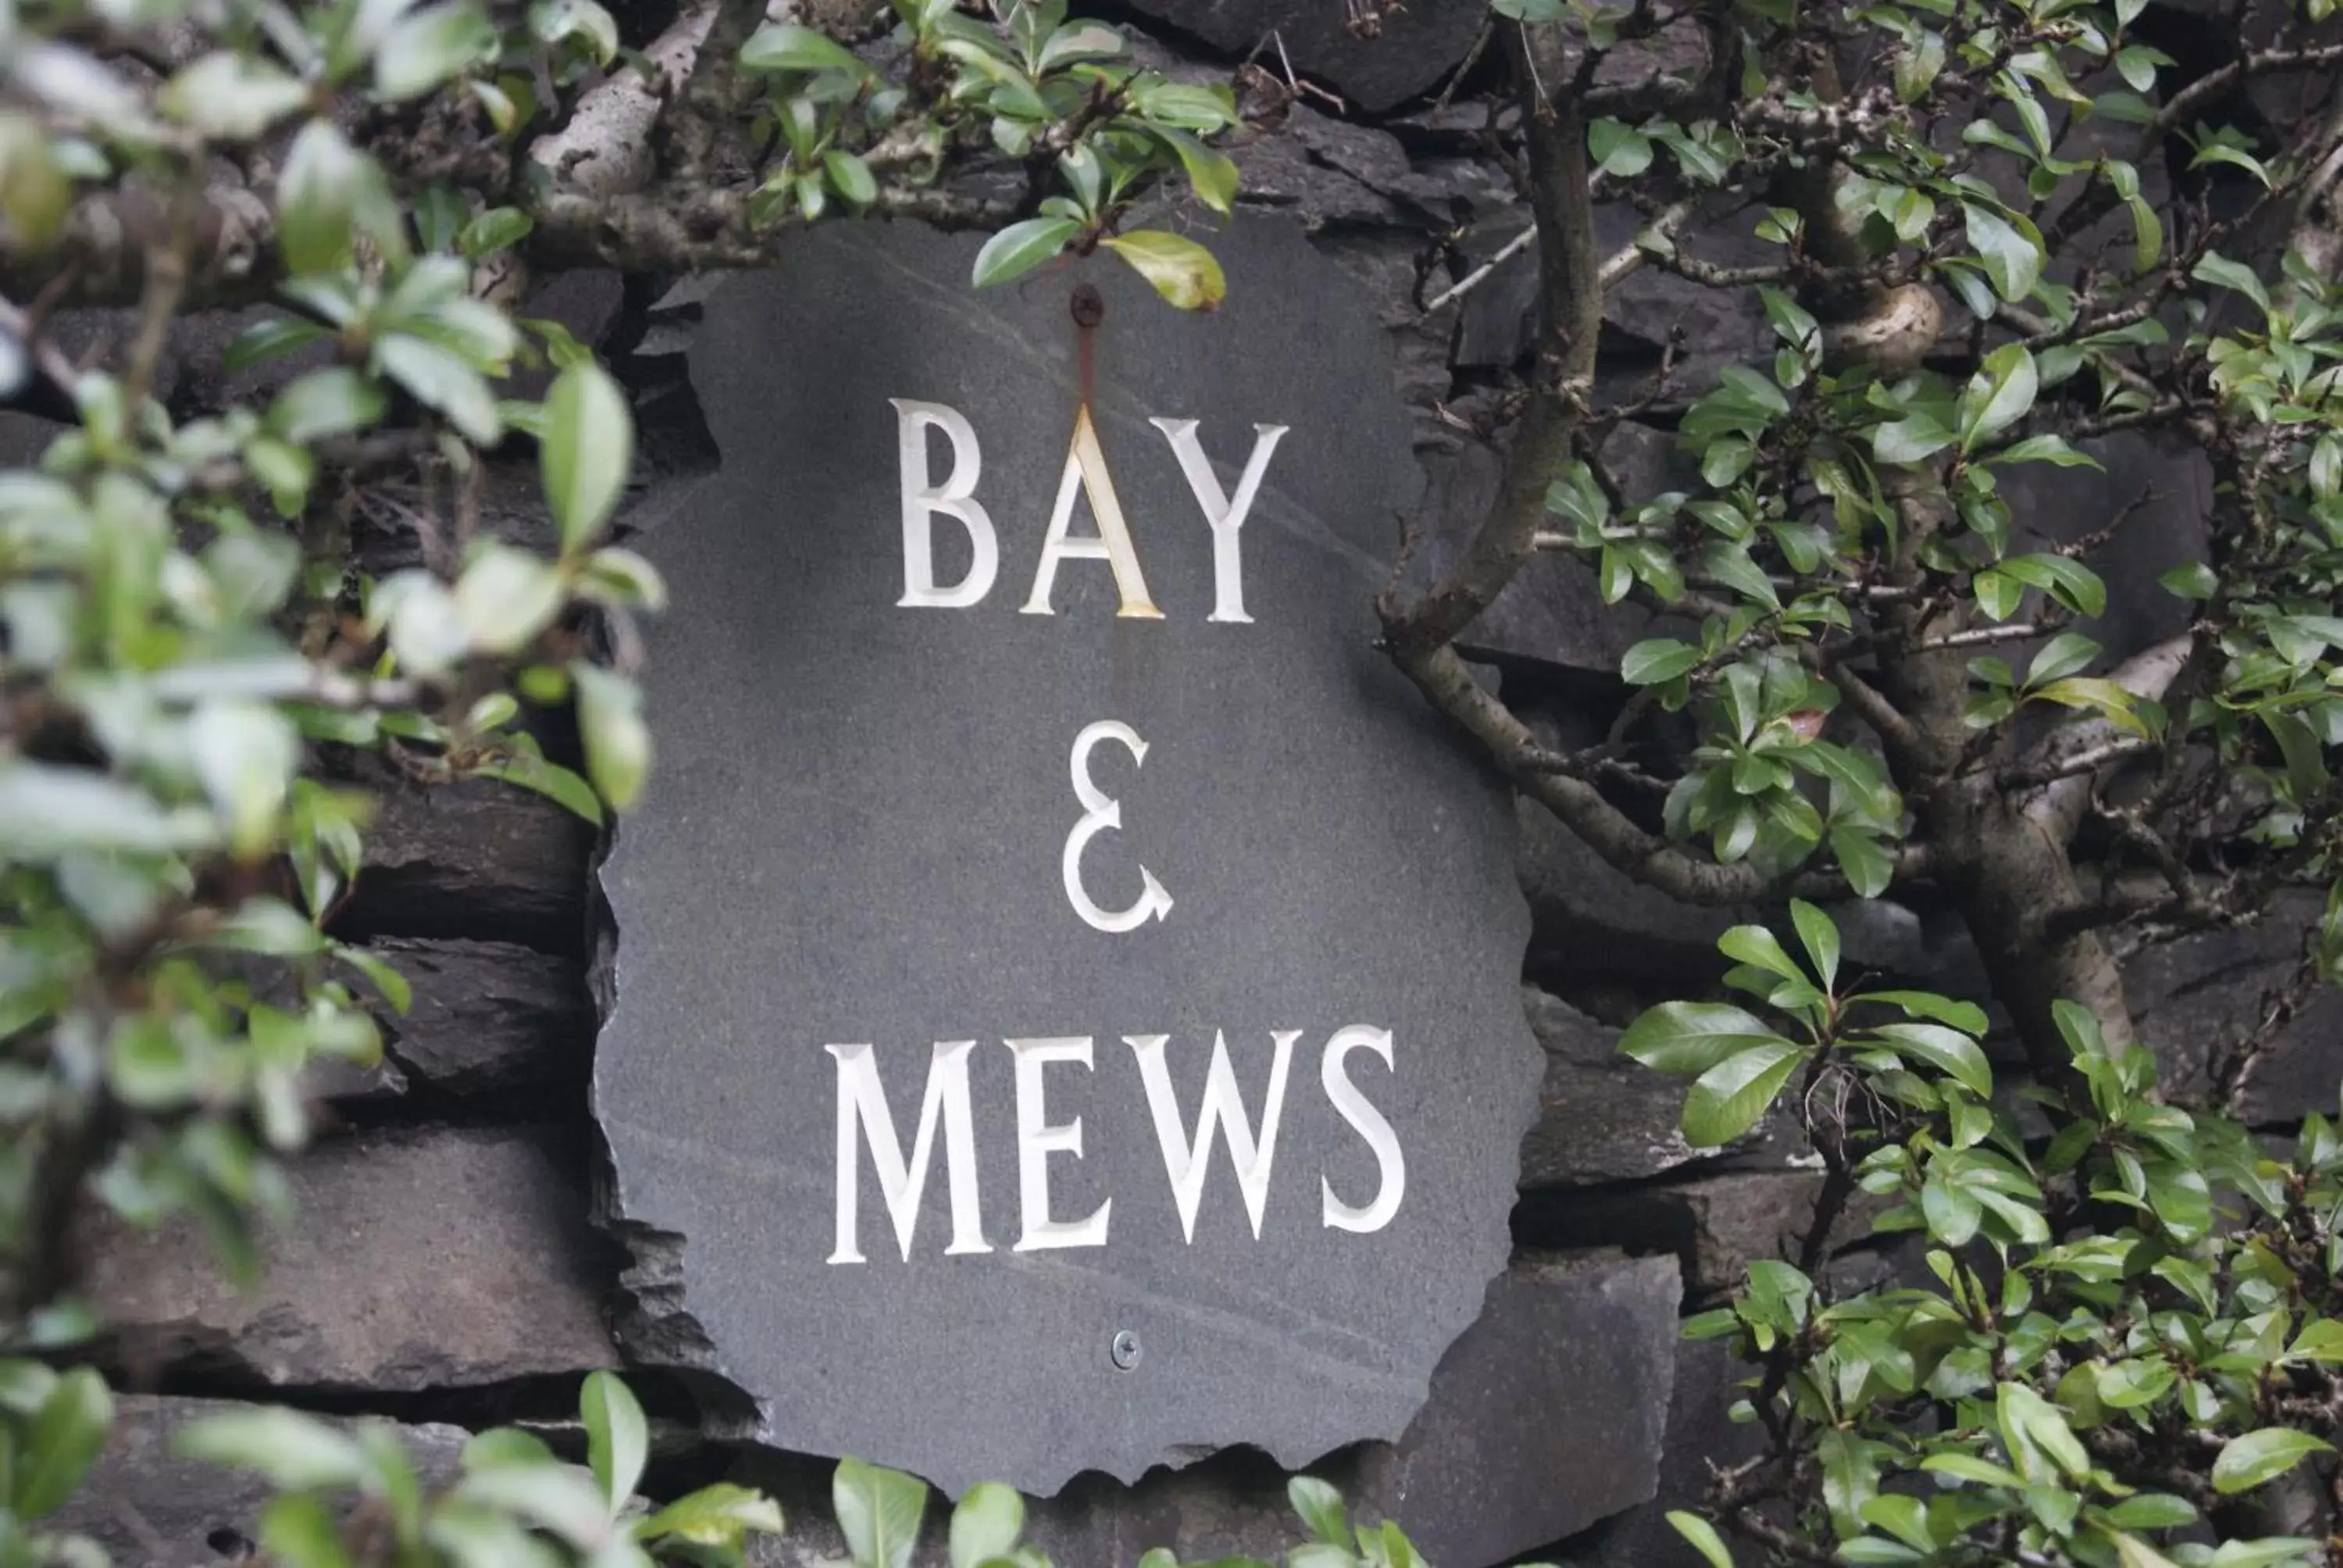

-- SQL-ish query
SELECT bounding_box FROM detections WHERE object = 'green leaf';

[823,150,879,208]
[1666,1511,1734,1568]
[2284,1319,2343,1363]
[1989,433,2099,469]
[740,22,868,73]
[1699,540,1781,609]
[376,334,501,445]
[1789,900,1838,989]
[223,316,330,375]
[2192,252,2270,312]
[1959,343,2038,451]
[1963,205,2042,302]
[1872,414,1956,465]
[1157,128,1237,215]
[2026,632,2101,687]
[176,1406,366,1491]
[1719,925,1804,986]
[541,360,633,554]
[455,1463,612,1546]
[834,1458,928,1568]
[13,1367,111,1519]
[1831,828,1893,897]
[1621,639,1703,686]
[1858,990,1988,1034]
[270,369,387,444]
[637,1482,786,1547]
[581,1370,647,1516]
[972,218,1080,290]
[1286,1477,1349,1548]
[1682,1039,1803,1147]
[376,2,496,99]
[462,1428,556,1470]
[458,207,533,258]
[948,1484,1023,1568]
[259,1495,353,1568]
[160,52,311,138]
[1818,1431,1880,1541]
[1102,230,1226,312]
[2033,678,2148,736]
[1870,1022,1992,1097]
[1619,1002,1789,1075]
[278,120,363,274]
[573,661,651,811]
[2213,1429,2334,1495]
[1588,118,1654,178]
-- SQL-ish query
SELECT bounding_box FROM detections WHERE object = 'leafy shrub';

[1632,904,2343,1566]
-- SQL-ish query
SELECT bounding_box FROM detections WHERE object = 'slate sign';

[595,219,1542,1497]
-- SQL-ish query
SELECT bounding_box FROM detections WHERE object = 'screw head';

[1110,1328,1141,1371]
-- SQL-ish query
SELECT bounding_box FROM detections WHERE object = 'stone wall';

[36,5,2343,1567]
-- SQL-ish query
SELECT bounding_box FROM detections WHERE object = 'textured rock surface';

[1516,1171,1882,1303]
[52,1397,470,1568]
[2131,896,2343,1125]
[1551,1336,1763,1567]
[1115,2,1484,111]
[86,1126,616,1388]
[341,764,594,952]
[737,1253,1680,1567]
[379,938,588,1096]
[1518,989,1710,1187]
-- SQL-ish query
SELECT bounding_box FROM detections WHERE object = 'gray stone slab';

[1117,2,1484,112]
[85,1126,617,1388]
[737,1253,1680,1568]
[341,761,594,951]
[52,1397,470,1568]
[2128,893,2343,1125]
[305,938,590,1103]
[1518,987,1712,1188]
[595,218,1543,1497]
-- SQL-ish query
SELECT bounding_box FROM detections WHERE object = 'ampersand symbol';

[1062,721,1173,934]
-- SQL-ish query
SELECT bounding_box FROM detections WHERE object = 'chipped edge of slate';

[584,472,769,1446]
[586,214,1550,1498]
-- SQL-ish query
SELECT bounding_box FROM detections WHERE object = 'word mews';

[826,1027,1404,1263]
[890,399,1287,621]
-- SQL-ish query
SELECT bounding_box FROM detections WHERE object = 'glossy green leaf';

[834,1458,928,1568]
[1101,230,1226,312]
[1619,1002,1789,1075]
[1682,1039,1803,1146]
[972,218,1080,290]
[541,360,633,554]
[2212,1429,2334,1495]
[581,1370,647,1515]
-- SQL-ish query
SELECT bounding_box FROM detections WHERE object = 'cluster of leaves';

[1628,905,2343,1566]
[7,1370,783,1568]
[1518,0,2343,907]
[736,0,1242,309]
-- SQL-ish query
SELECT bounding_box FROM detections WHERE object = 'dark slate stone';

[1396,426,1682,678]
[337,760,594,952]
[736,1253,1680,1568]
[1117,2,1484,112]
[2000,432,2213,663]
[1518,988,1710,1187]
[85,1126,616,1388]
[2128,894,2343,1126]
[308,937,590,1103]
[595,218,1543,1497]
[1516,796,1930,992]
[52,1397,469,1568]
[1550,1335,1761,1568]
[1516,1171,1887,1303]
